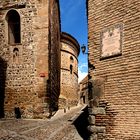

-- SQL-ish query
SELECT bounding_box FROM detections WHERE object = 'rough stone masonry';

[0,0,80,119]
[87,0,140,139]
[0,0,61,119]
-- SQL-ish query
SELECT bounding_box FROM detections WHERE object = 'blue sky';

[59,0,88,82]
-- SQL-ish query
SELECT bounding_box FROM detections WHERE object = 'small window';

[6,10,21,44]
[13,48,19,63]
[70,56,74,63]
[70,64,73,74]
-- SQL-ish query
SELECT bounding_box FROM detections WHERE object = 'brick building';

[59,32,80,109]
[78,75,88,104]
[78,75,88,105]
[0,0,61,118]
[87,0,140,139]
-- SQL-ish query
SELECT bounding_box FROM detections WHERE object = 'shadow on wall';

[73,106,91,140]
[46,79,59,118]
[0,57,7,118]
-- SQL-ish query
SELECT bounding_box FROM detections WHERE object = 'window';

[13,48,19,63]
[70,64,73,74]
[70,56,74,63]
[6,10,21,44]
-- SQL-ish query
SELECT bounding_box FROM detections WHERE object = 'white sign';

[100,24,123,59]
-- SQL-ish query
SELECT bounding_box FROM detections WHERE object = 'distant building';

[78,75,88,105]
[87,0,140,139]
[59,32,80,109]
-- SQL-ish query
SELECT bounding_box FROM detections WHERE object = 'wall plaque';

[100,24,123,59]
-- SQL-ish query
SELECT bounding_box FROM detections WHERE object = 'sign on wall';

[100,24,123,59]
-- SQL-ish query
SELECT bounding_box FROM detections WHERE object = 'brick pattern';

[48,0,61,111]
[78,75,88,105]
[60,33,79,108]
[87,0,140,139]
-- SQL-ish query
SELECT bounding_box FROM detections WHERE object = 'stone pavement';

[0,106,84,140]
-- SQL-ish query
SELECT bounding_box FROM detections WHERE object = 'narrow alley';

[0,105,89,140]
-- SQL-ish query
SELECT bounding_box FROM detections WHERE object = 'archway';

[6,10,21,44]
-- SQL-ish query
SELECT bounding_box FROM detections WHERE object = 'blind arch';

[6,10,21,44]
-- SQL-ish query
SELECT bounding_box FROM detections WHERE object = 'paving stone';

[0,106,83,140]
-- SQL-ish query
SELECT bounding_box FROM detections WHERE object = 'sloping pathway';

[0,105,84,140]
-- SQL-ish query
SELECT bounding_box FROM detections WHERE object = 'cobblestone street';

[0,106,84,140]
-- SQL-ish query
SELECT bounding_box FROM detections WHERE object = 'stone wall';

[60,32,80,109]
[78,75,88,105]
[0,0,61,118]
[48,0,61,112]
[87,0,140,139]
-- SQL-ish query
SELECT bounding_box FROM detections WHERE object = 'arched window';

[13,48,19,63]
[6,10,21,44]
[70,56,74,63]
[70,64,73,74]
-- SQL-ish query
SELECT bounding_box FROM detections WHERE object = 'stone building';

[0,0,61,118]
[87,0,140,139]
[59,32,80,109]
[78,75,88,105]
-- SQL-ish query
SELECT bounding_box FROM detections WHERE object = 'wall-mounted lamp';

[81,44,87,54]
[81,44,95,70]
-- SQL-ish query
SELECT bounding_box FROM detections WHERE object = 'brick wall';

[60,32,80,108]
[48,0,61,112]
[87,0,140,139]
[78,75,88,105]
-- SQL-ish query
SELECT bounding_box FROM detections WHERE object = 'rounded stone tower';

[59,32,80,109]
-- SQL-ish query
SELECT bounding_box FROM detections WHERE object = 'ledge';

[88,107,106,115]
